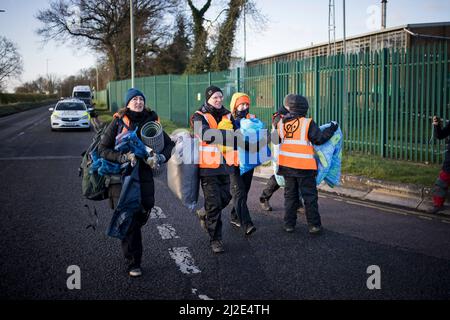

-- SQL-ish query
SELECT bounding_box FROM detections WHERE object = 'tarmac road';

[0,106,449,301]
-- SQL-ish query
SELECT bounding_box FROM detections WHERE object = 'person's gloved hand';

[330,121,339,132]
[145,153,166,169]
[119,152,137,166]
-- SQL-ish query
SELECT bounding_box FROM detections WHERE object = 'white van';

[72,85,93,110]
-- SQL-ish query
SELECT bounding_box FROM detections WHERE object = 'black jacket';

[98,108,175,209]
[434,121,450,172]
[190,103,236,176]
[273,113,337,177]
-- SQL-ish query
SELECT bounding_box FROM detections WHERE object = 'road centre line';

[150,206,166,219]
[168,247,201,274]
[157,224,180,240]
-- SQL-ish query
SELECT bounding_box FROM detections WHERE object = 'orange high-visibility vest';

[195,111,238,169]
[277,117,317,170]
[113,112,160,134]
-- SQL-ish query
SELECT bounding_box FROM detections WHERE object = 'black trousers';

[260,175,304,208]
[284,175,321,228]
[259,175,280,202]
[200,175,232,242]
[109,179,154,270]
[230,168,254,227]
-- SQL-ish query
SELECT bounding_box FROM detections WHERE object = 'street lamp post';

[95,66,99,91]
[342,0,347,135]
[130,0,135,88]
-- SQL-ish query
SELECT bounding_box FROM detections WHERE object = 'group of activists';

[190,86,338,254]
[99,85,338,277]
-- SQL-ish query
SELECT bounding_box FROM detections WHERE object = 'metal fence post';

[168,74,172,121]
[186,74,190,126]
[153,76,157,113]
[380,48,388,158]
[274,62,279,112]
[237,67,241,92]
[314,56,320,120]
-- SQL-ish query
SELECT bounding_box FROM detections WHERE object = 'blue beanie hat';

[125,88,146,107]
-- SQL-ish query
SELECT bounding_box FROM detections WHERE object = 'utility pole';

[95,66,99,91]
[328,0,336,56]
[342,0,347,135]
[243,1,246,65]
[381,0,387,29]
[130,0,135,87]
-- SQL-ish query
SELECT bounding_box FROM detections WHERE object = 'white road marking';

[157,224,180,239]
[191,288,213,300]
[168,247,201,274]
[150,206,166,219]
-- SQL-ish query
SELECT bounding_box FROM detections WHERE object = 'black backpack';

[79,123,111,201]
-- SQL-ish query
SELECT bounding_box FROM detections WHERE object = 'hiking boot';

[245,224,256,236]
[230,218,241,228]
[297,205,305,215]
[128,268,142,277]
[196,209,207,231]
[428,205,444,215]
[308,225,323,235]
[210,240,225,253]
[260,199,272,211]
[284,224,295,233]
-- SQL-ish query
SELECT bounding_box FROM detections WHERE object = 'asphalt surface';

[0,105,449,301]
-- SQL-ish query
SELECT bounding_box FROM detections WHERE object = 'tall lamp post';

[342,0,347,135]
[130,0,135,88]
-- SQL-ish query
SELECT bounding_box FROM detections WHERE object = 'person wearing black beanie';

[190,85,237,254]
[205,85,223,102]
[272,94,338,235]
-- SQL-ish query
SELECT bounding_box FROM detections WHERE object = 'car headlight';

[81,114,89,120]
[52,113,61,120]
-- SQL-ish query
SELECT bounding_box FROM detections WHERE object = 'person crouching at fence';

[228,92,258,236]
[98,88,174,277]
[273,94,337,234]
[429,115,450,214]
[190,85,237,254]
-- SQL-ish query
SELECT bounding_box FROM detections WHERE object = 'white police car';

[49,99,92,131]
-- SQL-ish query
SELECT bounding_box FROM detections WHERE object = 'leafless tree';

[36,0,177,80]
[0,36,24,91]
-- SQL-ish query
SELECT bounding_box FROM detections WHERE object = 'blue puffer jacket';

[314,123,343,187]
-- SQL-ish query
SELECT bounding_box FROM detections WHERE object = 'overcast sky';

[1,0,449,92]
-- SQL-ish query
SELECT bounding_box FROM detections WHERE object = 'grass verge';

[0,100,58,117]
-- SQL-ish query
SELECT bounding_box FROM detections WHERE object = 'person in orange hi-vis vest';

[228,92,258,236]
[273,94,338,234]
[259,103,305,214]
[190,86,237,254]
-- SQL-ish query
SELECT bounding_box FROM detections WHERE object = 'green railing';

[96,44,450,164]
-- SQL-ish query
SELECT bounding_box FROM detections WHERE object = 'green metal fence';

[96,44,450,164]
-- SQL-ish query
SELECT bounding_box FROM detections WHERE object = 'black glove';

[330,121,339,132]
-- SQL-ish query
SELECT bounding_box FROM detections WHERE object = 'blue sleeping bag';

[313,123,343,187]
[238,118,271,175]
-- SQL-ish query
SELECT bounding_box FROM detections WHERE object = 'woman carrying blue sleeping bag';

[229,92,270,236]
